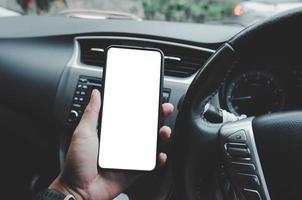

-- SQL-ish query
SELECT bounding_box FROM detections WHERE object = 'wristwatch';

[35,189,76,200]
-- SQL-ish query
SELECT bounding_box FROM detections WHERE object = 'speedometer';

[225,71,285,116]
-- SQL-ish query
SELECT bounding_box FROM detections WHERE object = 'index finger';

[75,89,101,136]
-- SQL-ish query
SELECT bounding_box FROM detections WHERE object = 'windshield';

[1,0,302,26]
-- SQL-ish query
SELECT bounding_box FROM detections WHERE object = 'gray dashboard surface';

[0,16,243,44]
[0,17,239,199]
[0,16,244,126]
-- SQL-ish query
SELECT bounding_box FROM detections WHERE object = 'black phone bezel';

[97,45,164,172]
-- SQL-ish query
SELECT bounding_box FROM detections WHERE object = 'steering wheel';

[172,8,302,200]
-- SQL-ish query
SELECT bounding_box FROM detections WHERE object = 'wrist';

[49,177,84,200]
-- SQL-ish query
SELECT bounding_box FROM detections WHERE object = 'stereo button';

[67,110,79,123]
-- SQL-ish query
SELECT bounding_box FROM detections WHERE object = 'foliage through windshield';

[1,0,302,26]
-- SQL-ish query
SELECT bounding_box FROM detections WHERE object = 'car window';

[0,0,302,26]
[252,0,302,2]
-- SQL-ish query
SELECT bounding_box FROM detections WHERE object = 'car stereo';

[66,76,171,125]
[67,76,102,125]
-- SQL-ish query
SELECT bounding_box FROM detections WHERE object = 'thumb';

[75,89,101,136]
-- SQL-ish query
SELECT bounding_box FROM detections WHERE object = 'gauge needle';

[231,96,252,101]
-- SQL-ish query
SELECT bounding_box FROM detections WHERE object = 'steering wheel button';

[243,188,262,200]
[227,147,250,157]
[227,130,247,143]
[231,162,256,173]
[237,173,260,190]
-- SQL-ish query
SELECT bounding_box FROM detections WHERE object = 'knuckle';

[73,124,93,139]
[84,104,98,116]
[84,104,93,114]
[73,126,83,136]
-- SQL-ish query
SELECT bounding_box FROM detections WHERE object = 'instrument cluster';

[221,63,302,116]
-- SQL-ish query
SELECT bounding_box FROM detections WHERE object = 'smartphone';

[98,46,163,171]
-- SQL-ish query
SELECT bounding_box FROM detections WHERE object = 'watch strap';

[35,188,75,200]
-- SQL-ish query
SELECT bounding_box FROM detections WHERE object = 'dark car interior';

[2,4,302,200]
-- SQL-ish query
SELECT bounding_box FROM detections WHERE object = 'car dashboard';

[0,16,246,199]
[2,15,302,200]
[55,36,216,131]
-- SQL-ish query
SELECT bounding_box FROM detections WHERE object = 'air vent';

[78,39,107,67]
[162,46,213,77]
[77,38,214,77]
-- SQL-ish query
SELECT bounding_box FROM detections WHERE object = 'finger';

[162,103,174,118]
[159,125,172,144]
[158,152,167,166]
[75,89,101,136]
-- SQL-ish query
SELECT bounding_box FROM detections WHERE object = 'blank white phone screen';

[98,47,162,171]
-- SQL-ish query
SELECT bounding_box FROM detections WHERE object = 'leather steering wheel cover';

[172,8,302,200]
[229,8,302,57]
[172,44,237,200]
[253,111,302,199]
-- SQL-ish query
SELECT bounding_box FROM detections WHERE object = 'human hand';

[49,89,174,200]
